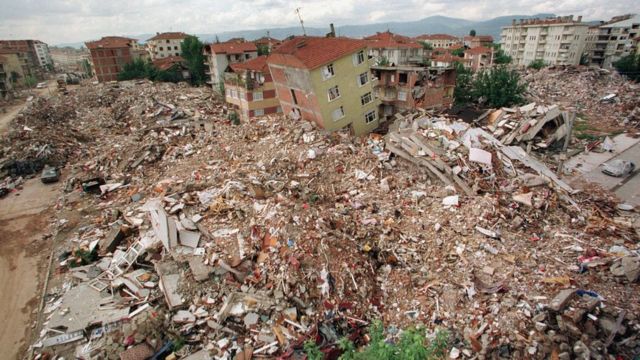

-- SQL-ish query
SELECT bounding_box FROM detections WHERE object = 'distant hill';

[55,13,559,48]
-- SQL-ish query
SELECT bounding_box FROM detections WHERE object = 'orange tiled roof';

[464,35,494,42]
[415,33,459,41]
[364,31,422,49]
[465,46,493,55]
[152,55,185,71]
[85,36,136,49]
[432,54,466,63]
[230,55,268,72]
[268,36,368,70]
[148,32,189,41]
[210,41,257,54]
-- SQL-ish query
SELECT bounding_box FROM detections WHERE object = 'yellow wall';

[0,53,26,87]
[310,50,381,136]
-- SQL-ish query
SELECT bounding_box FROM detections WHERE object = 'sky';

[0,0,636,45]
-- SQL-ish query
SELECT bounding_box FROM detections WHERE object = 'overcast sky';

[0,0,635,45]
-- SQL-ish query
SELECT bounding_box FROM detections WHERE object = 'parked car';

[41,166,60,183]
[601,160,636,177]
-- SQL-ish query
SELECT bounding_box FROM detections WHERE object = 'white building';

[500,16,588,66]
[33,40,52,68]
[203,41,258,89]
[585,14,640,69]
[364,31,425,66]
[146,32,188,60]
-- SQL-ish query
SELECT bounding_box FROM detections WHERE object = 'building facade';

[33,41,52,68]
[584,14,640,68]
[50,47,92,74]
[85,36,139,82]
[267,36,381,136]
[500,16,588,66]
[415,34,461,49]
[146,32,188,60]
[203,41,258,89]
[364,31,425,66]
[224,55,281,120]
[0,40,45,78]
[464,46,494,71]
[463,35,494,48]
[0,51,28,97]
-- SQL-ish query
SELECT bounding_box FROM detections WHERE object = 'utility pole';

[295,8,306,36]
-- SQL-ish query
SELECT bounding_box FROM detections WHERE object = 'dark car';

[41,166,60,183]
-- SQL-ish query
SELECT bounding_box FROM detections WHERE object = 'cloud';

[0,0,635,44]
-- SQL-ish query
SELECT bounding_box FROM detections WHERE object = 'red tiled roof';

[229,55,268,72]
[152,55,185,71]
[464,35,494,42]
[210,41,257,54]
[415,34,459,41]
[85,36,136,49]
[433,44,464,53]
[148,32,189,41]
[465,46,493,55]
[268,36,368,70]
[364,31,422,49]
[432,54,466,63]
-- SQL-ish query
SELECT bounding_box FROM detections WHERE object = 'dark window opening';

[290,89,298,105]
[399,73,408,84]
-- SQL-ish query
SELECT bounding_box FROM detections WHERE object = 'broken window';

[364,110,377,124]
[357,72,368,86]
[332,106,345,121]
[360,92,372,106]
[290,89,298,105]
[322,64,335,80]
[328,86,340,101]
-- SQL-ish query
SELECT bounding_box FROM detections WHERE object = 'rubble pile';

[3,80,637,359]
[524,66,640,132]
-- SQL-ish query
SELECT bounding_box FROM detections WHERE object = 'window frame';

[360,91,373,106]
[322,63,335,80]
[364,110,377,124]
[253,91,264,101]
[354,50,365,65]
[332,106,345,121]
[357,72,369,87]
[327,85,341,102]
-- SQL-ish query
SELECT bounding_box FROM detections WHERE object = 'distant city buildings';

[584,14,640,68]
[500,15,588,66]
[146,32,189,60]
[415,34,461,49]
[50,47,91,75]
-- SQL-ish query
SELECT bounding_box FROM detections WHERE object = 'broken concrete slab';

[188,257,213,282]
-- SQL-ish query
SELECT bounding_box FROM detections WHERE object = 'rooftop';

[229,55,268,72]
[464,35,494,42]
[208,41,257,55]
[465,46,493,55]
[152,55,185,71]
[268,36,367,70]
[85,36,137,49]
[364,31,422,49]
[415,34,459,41]
[148,32,189,41]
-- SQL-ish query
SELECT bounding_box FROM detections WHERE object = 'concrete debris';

[11,77,637,360]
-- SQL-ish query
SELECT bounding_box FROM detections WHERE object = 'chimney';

[327,23,336,38]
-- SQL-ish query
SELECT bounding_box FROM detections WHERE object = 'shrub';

[527,59,546,70]
[613,54,640,82]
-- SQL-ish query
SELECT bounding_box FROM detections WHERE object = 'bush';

[451,48,465,57]
[117,58,157,81]
[453,62,473,105]
[493,49,512,64]
[527,59,546,70]
[613,54,640,82]
[473,65,526,107]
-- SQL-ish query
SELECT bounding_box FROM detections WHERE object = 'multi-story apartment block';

[33,41,52,68]
[464,46,494,71]
[0,50,29,97]
[267,36,381,135]
[0,40,47,78]
[500,16,588,66]
[584,14,640,68]
[203,40,258,89]
[364,31,425,66]
[463,35,494,48]
[223,55,282,120]
[146,32,188,60]
[415,34,461,49]
[85,36,141,82]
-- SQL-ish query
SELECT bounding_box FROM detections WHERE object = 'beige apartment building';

[500,16,588,66]
[584,14,640,69]
[146,32,188,60]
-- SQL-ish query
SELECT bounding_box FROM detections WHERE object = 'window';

[254,108,264,116]
[159,46,164,51]
[174,46,178,50]
[399,73,408,84]
[176,53,180,56]
[290,89,298,105]
[253,91,263,101]
[353,50,365,65]
[166,40,170,43]
[322,63,335,79]
[328,86,340,101]
[360,92,372,106]
[364,110,377,124]
[231,89,238,98]
[332,106,345,121]
[357,72,369,86]
[397,90,407,101]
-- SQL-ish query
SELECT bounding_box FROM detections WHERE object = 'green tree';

[527,59,546,70]
[257,44,270,56]
[421,42,433,51]
[493,48,512,64]
[451,48,465,57]
[613,53,640,81]
[181,35,207,85]
[24,75,37,88]
[453,62,474,105]
[472,65,526,107]
[469,29,477,36]
[117,58,157,81]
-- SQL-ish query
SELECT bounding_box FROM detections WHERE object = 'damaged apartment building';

[365,31,455,120]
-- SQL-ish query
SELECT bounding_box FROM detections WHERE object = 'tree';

[181,35,207,86]
[453,62,473,105]
[613,54,640,82]
[451,48,465,57]
[527,59,546,70]
[257,44,270,56]
[493,48,512,64]
[117,58,157,81]
[421,42,433,51]
[469,29,477,37]
[472,66,526,107]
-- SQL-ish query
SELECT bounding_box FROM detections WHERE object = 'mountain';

[54,13,558,48]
